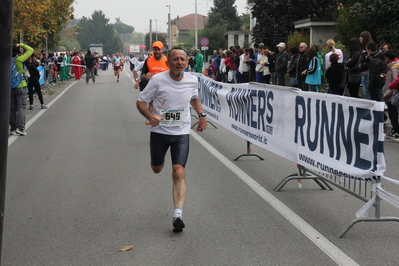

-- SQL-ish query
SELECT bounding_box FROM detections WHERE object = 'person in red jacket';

[71,52,82,80]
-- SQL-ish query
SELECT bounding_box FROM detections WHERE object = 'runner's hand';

[149,115,163,127]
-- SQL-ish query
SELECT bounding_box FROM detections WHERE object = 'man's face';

[153,47,162,60]
[278,46,284,52]
[147,51,153,57]
[167,49,187,78]
[299,44,306,52]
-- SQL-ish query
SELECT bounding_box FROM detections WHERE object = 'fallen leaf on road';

[118,245,133,252]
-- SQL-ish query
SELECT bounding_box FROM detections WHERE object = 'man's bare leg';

[172,164,186,231]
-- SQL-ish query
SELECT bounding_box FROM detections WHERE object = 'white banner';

[195,74,386,181]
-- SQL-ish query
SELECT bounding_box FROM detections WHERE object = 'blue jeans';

[361,73,371,100]
[10,87,27,131]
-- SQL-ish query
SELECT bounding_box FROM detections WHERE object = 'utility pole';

[149,19,152,48]
[195,0,198,50]
[0,0,14,261]
[166,5,171,49]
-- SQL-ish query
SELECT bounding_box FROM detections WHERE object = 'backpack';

[11,57,25,89]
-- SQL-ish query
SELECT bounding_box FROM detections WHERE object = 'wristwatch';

[135,78,139,81]
[199,112,206,118]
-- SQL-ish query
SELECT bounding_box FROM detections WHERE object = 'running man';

[136,47,208,232]
[111,52,124,82]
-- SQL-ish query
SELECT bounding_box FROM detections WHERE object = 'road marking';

[191,130,359,266]
[8,81,78,147]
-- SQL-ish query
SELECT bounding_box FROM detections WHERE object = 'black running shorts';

[150,132,190,167]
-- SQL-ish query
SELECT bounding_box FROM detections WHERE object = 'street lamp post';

[166,5,171,49]
[195,0,198,50]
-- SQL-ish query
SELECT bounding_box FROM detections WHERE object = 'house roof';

[172,13,207,30]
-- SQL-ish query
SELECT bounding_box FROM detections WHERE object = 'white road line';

[191,130,359,266]
[8,81,78,147]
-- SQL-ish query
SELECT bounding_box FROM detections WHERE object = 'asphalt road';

[3,67,399,265]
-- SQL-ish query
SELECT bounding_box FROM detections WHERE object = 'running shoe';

[41,105,48,109]
[16,129,27,136]
[10,130,18,135]
[29,105,34,110]
[173,217,185,232]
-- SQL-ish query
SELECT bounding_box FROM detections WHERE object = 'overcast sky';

[73,0,249,34]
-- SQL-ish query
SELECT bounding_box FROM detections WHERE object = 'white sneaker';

[16,129,27,136]
[10,130,18,135]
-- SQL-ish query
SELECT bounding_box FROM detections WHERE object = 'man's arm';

[133,70,139,89]
[136,100,163,126]
[190,98,208,132]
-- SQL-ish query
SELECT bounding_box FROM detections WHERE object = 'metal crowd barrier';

[274,164,399,237]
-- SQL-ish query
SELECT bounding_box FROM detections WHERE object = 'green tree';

[248,0,337,48]
[337,0,399,51]
[202,0,242,51]
[77,11,123,55]
[208,0,242,31]
[335,0,364,48]
[113,17,135,35]
[13,0,74,49]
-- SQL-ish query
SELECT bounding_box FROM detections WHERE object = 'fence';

[194,74,399,238]
[273,165,399,237]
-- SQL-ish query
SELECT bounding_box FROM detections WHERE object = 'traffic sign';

[201,46,209,50]
[200,37,209,46]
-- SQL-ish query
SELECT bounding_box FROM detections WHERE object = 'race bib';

[159,108,187,127]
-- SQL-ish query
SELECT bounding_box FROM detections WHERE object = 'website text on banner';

[194,74,385,182]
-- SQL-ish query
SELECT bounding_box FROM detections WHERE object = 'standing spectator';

[233,46,243,83]
[71,52,82,80]
[312,45,325,92]
[102,55,109,70]
[27,57,47,110]
[225,50,238,83]
[194,49,203,73]
[213,49,221,81]
[254,44,265,83]
[302,46,321,92]
[239,48,250,83]
[345,38,362,98]
[325,53,345,95]
[84,50,96,84]
[60,53,69,81]
[325,39,344,70]
[10,43,33,136]
[296,42,309,91]
[287,46,300,87]
[358,31,374,99]
[381,43,392,52]
[245,48,256,82]
[219,51,227,82]
[260,49,271,84]
[275,42,290,86]
[383,50,399,137]
[364,42,386,101]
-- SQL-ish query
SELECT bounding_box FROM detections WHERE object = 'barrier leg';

[234,141,264,161]
[337,217,399,238]
[274,166,333,191]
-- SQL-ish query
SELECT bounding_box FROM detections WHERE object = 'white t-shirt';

[325,49,344,70]
[138,71,199,135]
[112,57,123,66]
[134,61,145,76]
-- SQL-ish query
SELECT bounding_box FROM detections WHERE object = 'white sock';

[174,207,183,218]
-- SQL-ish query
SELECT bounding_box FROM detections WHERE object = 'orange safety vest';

[146,55,169,75]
